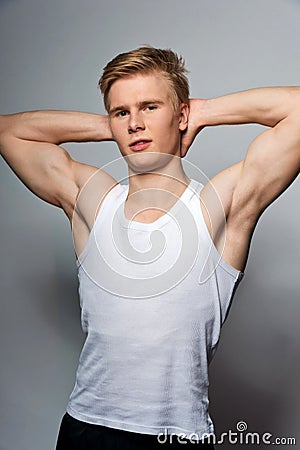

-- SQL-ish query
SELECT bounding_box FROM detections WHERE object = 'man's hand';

[180,99,206,157]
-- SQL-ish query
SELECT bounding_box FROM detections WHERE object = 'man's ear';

[178,103,189,131]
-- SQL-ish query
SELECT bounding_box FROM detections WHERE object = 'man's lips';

[129,139,152,151]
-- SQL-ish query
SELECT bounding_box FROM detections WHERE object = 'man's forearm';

[200,86,300,128]
[181,86,300,157]
[0,110,113,145]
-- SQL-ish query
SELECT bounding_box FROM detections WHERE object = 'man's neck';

[124,158,190,222]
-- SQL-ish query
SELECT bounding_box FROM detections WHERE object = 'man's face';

[107,72,188,173]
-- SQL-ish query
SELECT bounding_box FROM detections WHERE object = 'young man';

[0,46,299,449]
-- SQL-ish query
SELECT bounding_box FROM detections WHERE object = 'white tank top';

[66,179,243,439]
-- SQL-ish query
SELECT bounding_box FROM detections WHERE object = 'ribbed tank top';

[66,178,243,439]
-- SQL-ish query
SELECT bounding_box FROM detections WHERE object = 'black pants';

[56,413,215,450]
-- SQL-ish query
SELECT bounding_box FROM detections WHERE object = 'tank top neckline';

[117,178,200,231]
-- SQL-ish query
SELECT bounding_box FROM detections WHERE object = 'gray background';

[0,0,299,448]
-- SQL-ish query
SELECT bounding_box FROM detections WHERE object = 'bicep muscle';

[1,134,79,211]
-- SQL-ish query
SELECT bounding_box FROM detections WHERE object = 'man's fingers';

[180,136,190,158]
[180,132,194,157]
[180,145,187,158]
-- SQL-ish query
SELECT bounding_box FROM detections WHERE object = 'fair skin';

[0,72,299,272]
[184,89,300,270]
[107,73,190,225]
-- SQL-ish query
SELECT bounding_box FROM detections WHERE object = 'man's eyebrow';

[109,99,164,116]
[109,105,127,116]
[139,99,164,107]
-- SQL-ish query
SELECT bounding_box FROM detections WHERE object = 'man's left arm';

[182,87,300,271]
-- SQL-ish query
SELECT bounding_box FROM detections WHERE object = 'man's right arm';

[0,110,114,219]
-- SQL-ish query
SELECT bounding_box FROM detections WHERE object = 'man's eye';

[117,111,127,117]
[146,105,157,111]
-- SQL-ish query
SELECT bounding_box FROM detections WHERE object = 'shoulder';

[200,160,243,229]
[71,161,118,227]
[199,160,254,272]
[62,160,118,223]
[70,162,119,259]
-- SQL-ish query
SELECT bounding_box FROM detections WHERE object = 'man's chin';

[123,151,179,174]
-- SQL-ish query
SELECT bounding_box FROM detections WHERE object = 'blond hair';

[98,46,189,111]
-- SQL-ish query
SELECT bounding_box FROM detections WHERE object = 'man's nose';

[128,112,145,133]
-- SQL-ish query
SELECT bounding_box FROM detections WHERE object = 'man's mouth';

[129,139,152,151]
